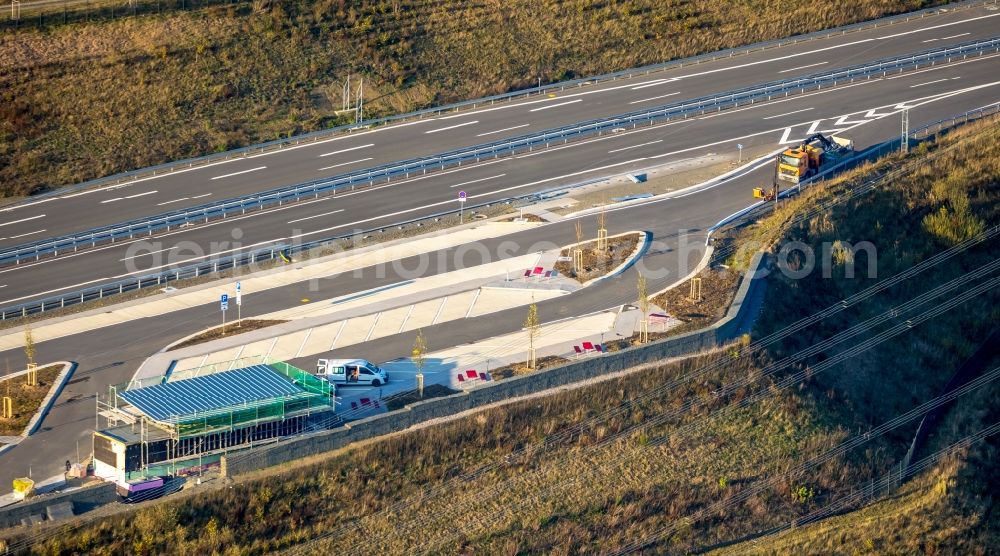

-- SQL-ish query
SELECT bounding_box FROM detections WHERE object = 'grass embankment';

[702,120,1000,554]
[553,232,641,283]
[0,0,943,197]
[0,365,61,436]
[166,319,287,351]
[21,354,852,554]
[14,120,1000,554]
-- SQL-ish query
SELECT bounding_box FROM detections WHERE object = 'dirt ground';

[490,356,570,380]
[649,266,742,339]
[385,384,458,411]
[0,364,61,435]
[498,213,545,223]
[553,233,641,283]
[552,146,775,215]
[167,319,287,351]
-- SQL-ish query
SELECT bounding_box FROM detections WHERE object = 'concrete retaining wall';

[0,482,117,529]
[222,253,767,477]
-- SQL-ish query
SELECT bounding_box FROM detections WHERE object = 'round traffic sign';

[458,190,467,201]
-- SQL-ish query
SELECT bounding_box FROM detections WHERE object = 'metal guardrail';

[10,0,994,207]
[0,195,523,320]
[3,37,999,268]
[1,102,997,321]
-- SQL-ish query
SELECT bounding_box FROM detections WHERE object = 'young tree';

[637,272,650,344]
[24,323,37,387]
[524,301,540,370]
[596,205,608,251]
[573,221,584,276]
[23,323,35,368]
[412,330,427,397]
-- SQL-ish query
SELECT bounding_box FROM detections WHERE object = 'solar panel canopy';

[119,365,306,422]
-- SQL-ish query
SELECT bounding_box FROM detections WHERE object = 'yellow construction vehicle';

[776,133,853,184]
[752,184,778,202]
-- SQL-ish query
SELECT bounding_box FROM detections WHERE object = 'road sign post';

[220,294,229,334]
[235,282,242,327]
[458,191,467,224]
[737,143,744,164]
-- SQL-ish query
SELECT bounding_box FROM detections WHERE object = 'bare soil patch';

[650,266,742,339]
[384,384,459,411]
[553,233,642,283]
[489,356,570,380]
[0,365,62,436]
[167,319,287,351]
[498,213,545,223]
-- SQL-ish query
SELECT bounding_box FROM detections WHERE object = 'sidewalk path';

[134,251,577,385]
[0,221,542,353]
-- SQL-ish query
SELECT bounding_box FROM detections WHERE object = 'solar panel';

[119,365,306,422]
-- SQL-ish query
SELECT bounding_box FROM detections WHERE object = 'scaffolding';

[95,362,333,481]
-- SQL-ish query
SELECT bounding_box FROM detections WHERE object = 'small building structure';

[93,363,333,484]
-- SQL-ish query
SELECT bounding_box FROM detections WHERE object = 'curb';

[24,362,77,437]
[648,245,715,298]
[585,231,654,287]
[0,361,78,453]
[561,148,783,219]
[0,218,543,345]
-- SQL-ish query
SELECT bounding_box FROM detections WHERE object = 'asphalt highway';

[1,5,999,247]
[0,54,997,308]
[1,66,998,483]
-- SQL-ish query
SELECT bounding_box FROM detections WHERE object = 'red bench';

[573,341,605,356]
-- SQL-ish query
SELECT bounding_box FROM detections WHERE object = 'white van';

[316,358,388,386]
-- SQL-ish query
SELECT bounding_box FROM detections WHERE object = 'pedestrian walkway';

[408,309,622,388]
[134,250,579,386]
[0,221,543,352]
